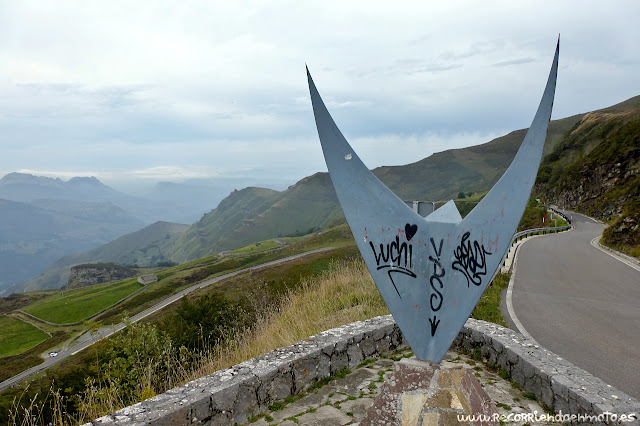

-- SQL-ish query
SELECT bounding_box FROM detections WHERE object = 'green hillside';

[0,316,49,358]
[156,111,584,265]
[536,95,640,257]
[20,95,640,290]
[17,221,189,292]
[164,187,280,262]
[23,278,142,324]
[0,199,144,292]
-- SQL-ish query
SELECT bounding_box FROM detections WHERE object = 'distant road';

[0,247,334,392]
[510,212,640,398]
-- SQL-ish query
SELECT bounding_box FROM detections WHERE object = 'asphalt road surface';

[511,212,640,399]
[0,247,333,392]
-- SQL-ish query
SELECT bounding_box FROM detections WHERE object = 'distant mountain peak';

[0,172,117,204]
[0,172,63,185]
[67,176,107,187]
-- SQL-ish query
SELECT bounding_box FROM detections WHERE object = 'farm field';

[22,279,143,324]
[0,316,49,357]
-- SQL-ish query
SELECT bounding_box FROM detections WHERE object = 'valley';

[0,94,638,424]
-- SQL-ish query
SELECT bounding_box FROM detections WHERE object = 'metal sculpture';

[307,41,559,362]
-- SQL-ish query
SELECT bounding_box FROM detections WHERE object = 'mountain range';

[0,173,196,293]
[7,95,640,293]
[0,173,210,224]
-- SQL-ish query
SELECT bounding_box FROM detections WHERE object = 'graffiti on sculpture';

[452,232,492,287]
[307,39,559,362]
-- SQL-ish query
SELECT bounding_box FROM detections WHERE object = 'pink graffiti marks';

[368,223,417,298]
[452,231,492,287]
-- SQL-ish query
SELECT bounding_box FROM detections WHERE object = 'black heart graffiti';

[405,223,418,241]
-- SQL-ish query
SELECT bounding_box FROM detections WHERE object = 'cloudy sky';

[1,1,638,192]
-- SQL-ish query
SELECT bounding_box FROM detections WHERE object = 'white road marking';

[590,236,640,273]
[506,240,540,346]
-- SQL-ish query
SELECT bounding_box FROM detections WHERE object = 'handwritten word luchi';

[369,230,416,298]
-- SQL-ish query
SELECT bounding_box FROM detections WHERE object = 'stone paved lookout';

[87,316,640,425]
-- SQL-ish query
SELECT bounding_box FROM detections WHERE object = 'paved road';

[511,212,640,399]
[0,248,333,392]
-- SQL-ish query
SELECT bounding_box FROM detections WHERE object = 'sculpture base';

[360,358,498,426]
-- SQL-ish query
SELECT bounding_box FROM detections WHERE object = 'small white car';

[49,352,58,357]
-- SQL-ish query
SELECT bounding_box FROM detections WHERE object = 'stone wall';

[87,316,640,425]
[455,319,640,424]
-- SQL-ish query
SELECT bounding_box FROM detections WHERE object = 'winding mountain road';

[510,212,640,399]
[0,247,334,392]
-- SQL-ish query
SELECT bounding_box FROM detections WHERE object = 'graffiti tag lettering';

[368,224,417,298]
[428,237,445,336]
[452,231,492,287]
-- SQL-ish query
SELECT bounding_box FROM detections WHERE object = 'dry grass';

[8,259,387,425]
[200,259,388,376]
[9,257,512,424]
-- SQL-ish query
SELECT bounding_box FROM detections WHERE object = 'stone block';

[335,338,348,353]
[346,342,364,367]
[233,378,260,424]
[360,336,377,357]
[330,351,349,375]
[147,407,191,426]
[210,382,238,413]
[189,393,213,424]
[208,409,233,426]
[292,352,320,393]
[539,378,554,409]
[401,393,429,425]
[296,405,353,425]
[317,352,331,379]
[550,374,572,401]
[268,370,293,401]
[375,335,392,355]
[387,359,436,393]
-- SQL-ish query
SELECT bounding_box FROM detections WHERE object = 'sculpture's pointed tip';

[306,65,315,90]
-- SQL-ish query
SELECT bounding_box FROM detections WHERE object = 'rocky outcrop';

[537,109,640,257]
[541,159,639,220]
[67,263,136,289]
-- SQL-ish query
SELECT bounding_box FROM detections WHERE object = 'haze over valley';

[1,2,639,424]
[3,94,639,294]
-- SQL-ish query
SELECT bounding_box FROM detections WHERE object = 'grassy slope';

[536,96,640,257]
[2,216,517,422]
[193,259,511,375]
[374,113,583,202]
[0,316,49,357]
[17,95,639,295]
[157,112,584,267]
[23,279,143,324]
[17,107,587,292]
[165,187,281,263]
[19,221,189,291]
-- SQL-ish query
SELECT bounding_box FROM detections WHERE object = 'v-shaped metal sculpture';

[308,41,559,362]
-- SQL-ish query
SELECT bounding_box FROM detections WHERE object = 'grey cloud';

[492,57,536,67]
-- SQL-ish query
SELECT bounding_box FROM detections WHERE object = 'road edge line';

[506,237,540,346]
[590,236,640,273]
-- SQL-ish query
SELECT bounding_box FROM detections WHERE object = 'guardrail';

[500,207,573,273]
